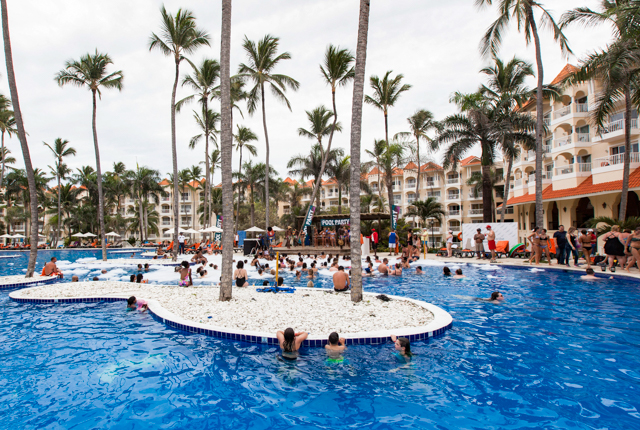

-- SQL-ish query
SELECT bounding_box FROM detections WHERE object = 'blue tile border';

[0,276,59,290]
[9,291,453,347]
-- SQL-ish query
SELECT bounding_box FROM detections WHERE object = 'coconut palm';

[364,70,412,148]
[237,34,299,232]
[190,107,220,226]
[0,93,15,186]
[233,160,266,229]
[233,125,258,233]
[561,2,639,220]
[177,58,220,228]
[477,0,571,228]
[149,5,210,259]
[1,0,40,275]
[0,146,15,175]
[186,165,203,227]
[466,169,503,222]
[405,197,445,228]
[55,50,123,260]
[394,110,440,199]
[43,138,76,246]
[327,155,350,214]
[349,0,370,303]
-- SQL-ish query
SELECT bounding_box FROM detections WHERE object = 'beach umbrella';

[72,232,86,237]
[183,228,199,234]
[84,232,97,237]
[271,226,284,232]
[11,234,25,238]
[203,226,223,233]
[246,226,265,232]
[105,232,121,237]
[0,233,12,238]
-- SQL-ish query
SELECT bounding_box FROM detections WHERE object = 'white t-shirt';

[178,234,185,244]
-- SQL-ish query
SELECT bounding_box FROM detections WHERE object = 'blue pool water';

[1,250,640,429]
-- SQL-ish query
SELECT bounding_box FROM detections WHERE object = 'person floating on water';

[276,328,308,360]
[487,292,504,303]
[581,268,600,280]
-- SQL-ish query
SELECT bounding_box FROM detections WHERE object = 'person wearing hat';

[446,230,454,257]
[474,228,486,259]
[486,225,497,263]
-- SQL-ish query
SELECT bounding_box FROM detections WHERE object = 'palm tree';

[478,0,571,228]
[0,146,15,175]
[394,110,439,199]
[187,165,203,228]
[43,138,76,247]
[233,160,266,227]
[479,56,537,222]
[349,0,370,303]
[405,197,445,228]
[1,0,40,276]
[327,155,350,214]
[233,125,258,233]
[0,93,15,186]
[189,106,220,226]
[178,58,220,228]
[237,34,299,232]
[561,3,638,220]
[55,50,123,261]
[364,70,412,148]
[149,5,210,259]
[466,170,503,222]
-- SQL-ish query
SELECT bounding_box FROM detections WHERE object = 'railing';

[543,118,551,126]
[576,103,588,113]
[577,162,592,173]
[392,185,402,191]
[447,210,460,216]
[406,181,416,189]
[468,192,483,199]
[162,209,170,214]
[555,165,574,176]
[523,150,535,161]
[553,105,571,119]
[447,193,460,200]
[514,178,523,187]
[162,197,170,202]
[468,209,483,216]
[449,226,461,231]
[407,198,416,205]
[593,152,640,168]
[555,135,572,148]
[497,207,514,214]
[554,163,591,176]
[576,133,590,143]
[425,180,440,187]
[602,118,638,134]
[528,172,553,183]
[429,227,441,234]
[446,178,460,185]
[162,221,171,226]
[426,194,441,201]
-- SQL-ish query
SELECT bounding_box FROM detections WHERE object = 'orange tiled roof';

[460,156,481,166]
[420,162,443,172]
[506,168,640,206]
[404,162,418,170]
[284,177,298,185]
[323,178,338,185]
[159,179,170,186]
[392,168,403,176]
[550,64,579,86]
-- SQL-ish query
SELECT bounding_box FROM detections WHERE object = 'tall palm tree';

[189,107,219,226]
[237,34,299,232]
[349,0,370,303]
[405,197,445,228]
[177,58,220,228]
[187,165,203,228]
[466,169,503,222]
[233,125,258,233]
[327,155,352,214]
[43,138,76,247]
[149,5,210,259]
[365,139,386,221]
[394,110,439,199]
[364,70,412,147]
[233,160,267,227]
[561,2,638,219]
[0,93,15,186]
[478,0,571,227]
[1,0,40,275]
[55,50,123,261]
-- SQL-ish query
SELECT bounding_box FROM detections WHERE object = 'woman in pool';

[176,261,193,287]
[443,266,451,276]
[487,292,504,303]
[390,334,412,360]
[233,261,249,287]
[452,268,465,279]
[276,328,308,360]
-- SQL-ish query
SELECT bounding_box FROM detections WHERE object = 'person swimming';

[391,334,412,361]
[452,268,465,279]
[443,267,451,276]
[277,328,308,360]
[487,291,504,303]
[415,266,423,274]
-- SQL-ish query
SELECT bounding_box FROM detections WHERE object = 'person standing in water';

[276,328,308,360]
[390,334,412,361]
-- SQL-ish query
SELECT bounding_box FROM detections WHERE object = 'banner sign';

[215,216,222,242]
[391,205,400,230]
[302,205,316,238]
[320,218,350,227]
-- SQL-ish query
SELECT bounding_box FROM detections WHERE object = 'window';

[181,192,189,201]
[407,193,416,204]
[181,216,191,225]
[162,217,171,226]
[407,178,416,188]
[180,205,191,213]
[393,194,402,205]
[162,205,170,213]
[611,144,640,155]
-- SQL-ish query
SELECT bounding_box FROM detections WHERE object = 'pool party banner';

[320,218,349,227]
[215,216,222,242]
[302,205,316,238]
[461,222,518,250]
[391,205,400,230]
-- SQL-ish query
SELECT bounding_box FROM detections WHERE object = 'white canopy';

[183,228,199,234]
[0,233,12,238]
[71,232,86,237]
[105,232,121,237]
[246,226,265,232]
[271,226,285,232]
[11,234,25,238]
[203,226,223,233]
[84,232,97,237]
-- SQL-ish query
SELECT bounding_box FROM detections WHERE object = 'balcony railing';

[447,210,460,216]
[553,105,571,119]
[603,118,638,134]
[468,192,483,199]
[162,209,170,214]
[576,133,590,143]
[446,178,460,185]
[406,182,416,189]
[497,207,514,215]
[554,163,591,176]
[593,152,640,168]
[528,172,553,183]
[446,194,460,200]
[426,194,441,201]
[449,226,461,232]
[555,135,572,148]
[468,209,483,216]
[425,180,440,188]
[576,103,588,113]
[514,178,523,188]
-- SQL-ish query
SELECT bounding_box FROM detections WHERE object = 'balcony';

[424,180,441,188]
[601,118,638,135]
[426,194,441,201]
[527,171,553,185]
[468,192,483,200]
[446,177,460,185]
[468,209,483,216]
[446,193,461,201]
[551,133,592,154]
[523,150,536,162]
[554,135,572,148]
[162,221,171,226]
[162,196,170,202]
[553,105,571,120]
[554,162,591,177]
[576,133,590,143]
[592,152,640,173]
[448,225,461,232]
[447,210,460,216]
[576,103,588,113]
[497,207,514,215]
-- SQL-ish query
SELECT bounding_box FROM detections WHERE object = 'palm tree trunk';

[91,90,107,260]
[260,83,271,231]
[501,156,513,223]
[219,0,233,301]
[387,171,394,219]
[235,147,242,233]
[338,186,342,214]
[144,199,149,241]
[415,133,420,199]
[56,172,61,247]
[171,58,180,261]
[250,185,255,226]
[620,84,631,220]
[1,0,38,276]
[138,198,144,241]
[204,98,210,230]
[528,7,544,229]
[0,130,5,187]
[349,0,369,303]
[481,160,492,222]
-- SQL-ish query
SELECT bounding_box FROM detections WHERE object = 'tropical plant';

[149,5,210,258]
[478,0,571,227]
[466,169,503,222]
[233,125,258,233]
[365,70,412,148]
[394,110,440,199]
[43,138,76,246]
[588,216,640,234]
[287,144,344,210]
[349,0,371,303]
[127,202,160,238]
[0,93,15,186]
[405,197,445,228]
[233,161,275,227]
[1,0,40,275]
[186,165,203,227]
[55,50,123,260]
[237,34,299,232]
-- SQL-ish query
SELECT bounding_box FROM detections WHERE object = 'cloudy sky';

[1,0,612,185]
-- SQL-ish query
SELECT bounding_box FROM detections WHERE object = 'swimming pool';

[1,251,640,429]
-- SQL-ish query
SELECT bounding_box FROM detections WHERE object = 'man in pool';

[44,257,62,277]
[325,332,346,353]
[415,266,423,274]
[333,266,350,292]
[71,275,79,282]
[452,269,466,279]
[378,258,389,275]
[581,268,599,280]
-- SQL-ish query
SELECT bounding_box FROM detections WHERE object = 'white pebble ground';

[17,281,434,335]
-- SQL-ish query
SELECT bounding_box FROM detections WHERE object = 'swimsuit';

[235,275,246,287]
